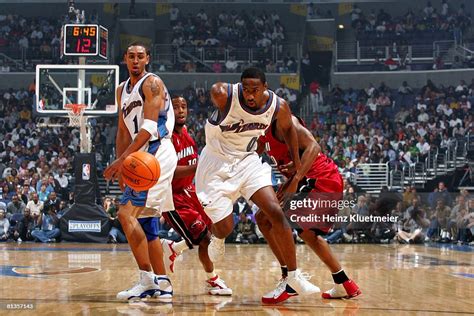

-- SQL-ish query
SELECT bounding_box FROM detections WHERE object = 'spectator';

[46,191,61,212]
[31,204,60,243]
[37,184,49,202]
[25,192,43,217]
[428,182,452,208]
[57,200,68,218]
[225,56,239,72]
[395,207,429,244]
[212,60,222,73]
[54,169,69,199]
[0,209,10,241]
[7,194,26,218]
[398,81,413,95]
[309,81,323,113]
[426,199,451,241]
[234,213,258,244]
[416,137,430,159]
[417,108,429,123]
[384,55,398,70]
[13,208,36,242]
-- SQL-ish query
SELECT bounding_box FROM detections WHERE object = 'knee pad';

[138,217,159,241]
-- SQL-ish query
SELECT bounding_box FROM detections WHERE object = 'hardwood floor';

[0,242,472,315]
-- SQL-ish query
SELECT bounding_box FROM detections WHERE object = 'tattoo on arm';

[148,78,161,97]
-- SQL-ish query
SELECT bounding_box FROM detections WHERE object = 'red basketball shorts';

[162,186,212,248]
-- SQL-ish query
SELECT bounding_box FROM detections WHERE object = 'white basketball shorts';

[196,146,273,223]
[121,138,177,216]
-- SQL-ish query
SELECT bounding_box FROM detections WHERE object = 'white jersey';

[205,83,280,159]
[120,73,174,148]
[119,73,177,214]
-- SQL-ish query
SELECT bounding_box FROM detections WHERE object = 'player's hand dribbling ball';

[121,151,161,191]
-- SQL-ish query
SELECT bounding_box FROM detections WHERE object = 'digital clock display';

[63,24,98,56]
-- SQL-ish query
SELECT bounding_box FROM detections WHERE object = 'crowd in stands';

[307,79,473,175]
[351,1,471,45]
[170,7,285,51]
[169,7,298,73]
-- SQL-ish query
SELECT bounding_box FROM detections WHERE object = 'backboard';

[35,64,119,116]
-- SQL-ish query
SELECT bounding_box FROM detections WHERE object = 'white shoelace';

[298,272,313,281]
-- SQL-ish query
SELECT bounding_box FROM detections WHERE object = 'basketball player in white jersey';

[196,67,320,298]
[104,42,177,301]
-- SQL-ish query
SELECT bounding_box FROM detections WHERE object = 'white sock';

[287,269,298,278]
[207,271,217,279]
[172,240,189,253]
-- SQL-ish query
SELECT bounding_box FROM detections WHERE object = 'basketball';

[121,151,161,191]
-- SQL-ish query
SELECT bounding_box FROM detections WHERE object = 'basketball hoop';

[64,103,91,153]
[64,103,87,127]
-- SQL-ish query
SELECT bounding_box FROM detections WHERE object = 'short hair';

[125,41,151,56]
[170,94,183,100]
[241,67,266,84]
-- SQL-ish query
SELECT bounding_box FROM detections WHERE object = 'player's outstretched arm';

[210,82,229,111]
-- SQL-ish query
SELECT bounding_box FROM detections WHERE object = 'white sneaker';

[206,275,232,296]
[261,278,298,304]
[286,269,320,296]
[153,276,173,300]
[116,270,160,301]
[208,235,225,263]
[161,239,180,274]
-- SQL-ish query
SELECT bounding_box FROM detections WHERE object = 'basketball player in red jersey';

[161,96,232,295]
[257,115,361,304]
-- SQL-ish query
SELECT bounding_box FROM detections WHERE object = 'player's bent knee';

[212,216,234,238]
[138,217,159,241]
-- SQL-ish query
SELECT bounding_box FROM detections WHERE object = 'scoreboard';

[62,24,108,59]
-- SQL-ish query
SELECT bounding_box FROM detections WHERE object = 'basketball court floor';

[0,242,472,315]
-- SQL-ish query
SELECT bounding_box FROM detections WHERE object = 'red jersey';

[259,120,339,181]
[171,126,198,191]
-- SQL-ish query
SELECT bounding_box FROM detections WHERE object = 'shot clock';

[62,24,108,59]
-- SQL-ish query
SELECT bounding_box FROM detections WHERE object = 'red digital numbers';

[75,38,92,53]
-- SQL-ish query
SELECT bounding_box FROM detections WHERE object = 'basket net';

[64,104,87,127]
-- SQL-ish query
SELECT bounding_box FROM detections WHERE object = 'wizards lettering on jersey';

[122,100,142,118]
[220,119,268,133]
[177,146,195,161]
